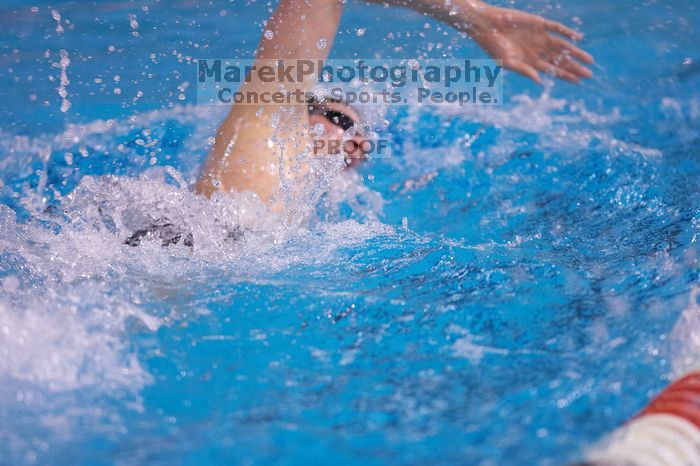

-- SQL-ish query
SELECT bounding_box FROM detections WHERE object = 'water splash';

[671,286,700,376]
[50,9,63,35]
[55,50,71,113]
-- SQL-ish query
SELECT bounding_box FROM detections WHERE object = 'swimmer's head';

[307,96,368,169]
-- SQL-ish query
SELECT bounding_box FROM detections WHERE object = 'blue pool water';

[1,1,699,465]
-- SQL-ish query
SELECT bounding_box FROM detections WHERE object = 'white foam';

[0,165,392,392]
[671,286,700,376]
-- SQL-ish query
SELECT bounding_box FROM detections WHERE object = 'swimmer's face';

[308,101,368,169]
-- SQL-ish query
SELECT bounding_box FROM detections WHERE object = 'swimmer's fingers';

[549,53,593,79]
[544,19,582,42]
[535,59,580,83]
[549,36,594,65]
[508,60,542,84]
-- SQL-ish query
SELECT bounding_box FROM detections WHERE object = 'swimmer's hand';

[364,0,593,84]
[467,3,594,83]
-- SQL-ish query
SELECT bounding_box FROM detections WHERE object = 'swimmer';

[195,0,594,207]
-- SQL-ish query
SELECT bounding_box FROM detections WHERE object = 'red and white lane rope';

[580,288,700,466]
[583,371,700,466]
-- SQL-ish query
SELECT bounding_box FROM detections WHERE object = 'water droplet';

[128,13,139,30]
[128,13,140,37]
[264,30,274,40]
[316,38,328,49]
[51,9,63,34]
[312,123,326,136]
[57,49,71,112]
[356,28,366,37]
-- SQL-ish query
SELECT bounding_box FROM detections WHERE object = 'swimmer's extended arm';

[363,0,593,83]
[196,0,593,204]
[195,0,343,204]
